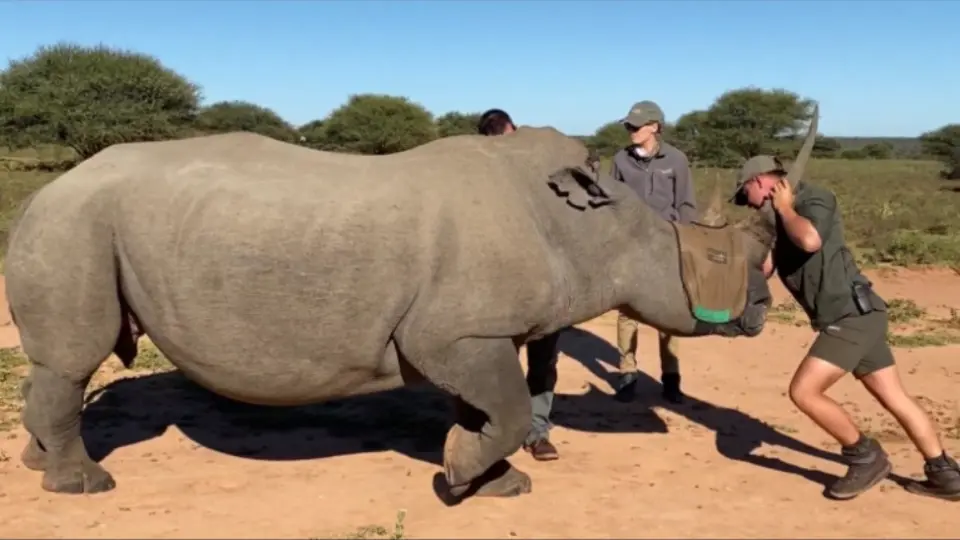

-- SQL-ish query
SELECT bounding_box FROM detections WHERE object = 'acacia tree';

[297,119,327,148]
[317,94,437,155]
[919,124,960,178]
[668,88,815,167]
[586,121,630,158]
[0,42,201,159]
[195,101,298,142]
[811,135,842,158]
[435,112,483,138]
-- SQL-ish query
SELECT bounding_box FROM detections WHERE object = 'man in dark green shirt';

[732,155,960,501]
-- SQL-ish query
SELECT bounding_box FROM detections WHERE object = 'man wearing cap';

[733,155,960,501]
[610,101,696,405]
[476,108,562,461]
[477,108,516,137]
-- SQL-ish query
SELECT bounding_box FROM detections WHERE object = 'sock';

[842,433,870,454]
[924,451,950,468]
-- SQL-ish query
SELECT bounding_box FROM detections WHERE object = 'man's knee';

[789,354,850,407]
[787,376,810,408]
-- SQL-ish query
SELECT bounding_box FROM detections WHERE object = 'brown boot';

[524,437,559,461]
[827,436,892,500]
[906,453,960,501]
[614,371,639,403]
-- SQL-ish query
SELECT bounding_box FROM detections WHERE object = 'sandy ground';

[0,270,959,539]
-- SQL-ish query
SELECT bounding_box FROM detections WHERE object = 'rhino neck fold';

[542,197,699,336]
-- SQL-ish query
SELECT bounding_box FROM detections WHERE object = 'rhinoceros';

[4,111,816,502]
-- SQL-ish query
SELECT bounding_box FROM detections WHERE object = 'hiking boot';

[827,436,892,500]
[661,373,685,404]
[906,453,960,501]
[523,437,559,461]
[614,371,639,403]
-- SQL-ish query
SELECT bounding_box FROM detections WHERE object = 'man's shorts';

[807,308,894,379]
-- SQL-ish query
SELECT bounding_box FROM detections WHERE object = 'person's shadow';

[551,326,915,497]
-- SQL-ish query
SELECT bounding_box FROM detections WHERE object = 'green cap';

[730,155,786,204]
[620,101,665,127]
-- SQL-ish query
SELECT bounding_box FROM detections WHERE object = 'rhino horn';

[785,103,819,189]
[734,103,820,266]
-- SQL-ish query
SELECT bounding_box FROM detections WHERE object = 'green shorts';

[808,308,894,379]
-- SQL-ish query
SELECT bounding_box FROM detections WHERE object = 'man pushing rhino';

[733,110,960,501]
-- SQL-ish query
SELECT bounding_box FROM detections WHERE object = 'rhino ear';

[547,167,612,210]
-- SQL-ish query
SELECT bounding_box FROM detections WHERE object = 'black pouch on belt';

[852,281,876,315]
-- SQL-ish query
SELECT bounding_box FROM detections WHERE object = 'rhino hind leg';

[14,278,124,494]
[413,337,533,503]
[19,305,141,476]
[21,363,116,494]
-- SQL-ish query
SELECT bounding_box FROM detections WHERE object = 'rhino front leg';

[412,337,534,502]
[22,363,115,494]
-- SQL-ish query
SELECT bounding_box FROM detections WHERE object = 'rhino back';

[105,133,556,384]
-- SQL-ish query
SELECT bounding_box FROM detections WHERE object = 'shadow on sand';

[553,326,915,494]
[70,325,910,500]
[81,372,452,467]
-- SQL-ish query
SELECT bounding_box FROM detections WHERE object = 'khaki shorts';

[808,309,894,379]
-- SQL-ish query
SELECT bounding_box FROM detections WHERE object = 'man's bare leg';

[861,365,960,501]
[788,355,892,499]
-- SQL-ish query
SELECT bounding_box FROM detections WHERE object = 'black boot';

[906,452,960,501]
[827,435,891,500]
[661,373,684,404]
[614,371,639,403]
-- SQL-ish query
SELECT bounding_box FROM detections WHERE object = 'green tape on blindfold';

[693,305,732,324]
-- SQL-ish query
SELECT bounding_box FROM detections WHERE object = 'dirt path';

[1,269,959,539]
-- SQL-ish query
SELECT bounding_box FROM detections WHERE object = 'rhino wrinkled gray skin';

[5,116,814,502]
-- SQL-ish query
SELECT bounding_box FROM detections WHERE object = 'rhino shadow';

[81,371,452,467]
[553,326,915,493]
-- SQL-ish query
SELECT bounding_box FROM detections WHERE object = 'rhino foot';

[471,461,531,498]
[21,436,48,471]
[444,459,532,502]
[41,459,116,494]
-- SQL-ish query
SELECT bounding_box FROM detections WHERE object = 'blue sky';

[1,0,957,137]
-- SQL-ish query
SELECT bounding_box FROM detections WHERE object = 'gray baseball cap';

[620,101,665,127]
[730,155,787,204]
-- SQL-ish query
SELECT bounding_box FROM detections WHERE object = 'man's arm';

[778,190,836,253]
[673,154,697,224]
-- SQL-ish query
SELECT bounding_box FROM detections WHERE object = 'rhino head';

[517,106,819,337]
[668,104,820,264]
